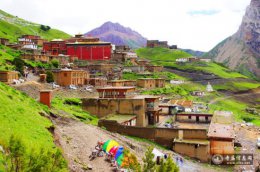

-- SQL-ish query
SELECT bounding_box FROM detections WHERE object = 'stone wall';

[98,120,208,148]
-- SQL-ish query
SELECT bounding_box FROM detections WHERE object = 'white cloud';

[0,0,251,51]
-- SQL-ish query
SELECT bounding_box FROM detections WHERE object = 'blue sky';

[0,0,251,51]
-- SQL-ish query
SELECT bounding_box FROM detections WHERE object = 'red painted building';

[43,39,67,55]
[66,42,111,60]
[43,34,112,60]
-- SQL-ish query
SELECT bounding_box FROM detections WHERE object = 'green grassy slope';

[0,82,54,149]
[136,47,248,79]
[0,82,67,171]
[0,9,70,42]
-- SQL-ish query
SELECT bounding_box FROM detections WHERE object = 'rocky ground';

[53,117,221,172]
[234,123,260,171]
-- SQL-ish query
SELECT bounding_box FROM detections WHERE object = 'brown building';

[146,40,168,48]
[82,95,161,127]
[170,100,193,108]
[115,45,131,52]
[96,87,136,98]
[21,54,49,63]
[137,78,156,89]
[52,69,89,86]
[0,38,9,45]
[155,78,165,87]
[0,71,19,83]
[208,111,235,155]
[87,63,115,74]
[137,60,150,66]
[107,80,125,87]
[88,78,107,87]
[146,65,164,73]
[123,80,136,86]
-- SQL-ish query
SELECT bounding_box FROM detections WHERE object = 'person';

[164,154,168,159]
[180,157,184,166]
[95,141,104,157]
[175,156,179,166]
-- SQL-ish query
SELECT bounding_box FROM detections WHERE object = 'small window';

[188,116,191,119]
[64,73,67,77]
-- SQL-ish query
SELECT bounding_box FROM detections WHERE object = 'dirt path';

[53,117,220,172]
[234,123,260,171]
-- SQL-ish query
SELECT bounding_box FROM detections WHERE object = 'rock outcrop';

[206,0,260,79]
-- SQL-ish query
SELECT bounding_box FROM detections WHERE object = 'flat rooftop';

[174,122,209,130]
[102,114,136,123]
[212,111,233,124]
[208,123,235,139]
[174,139,209,145]
[96,86,135,90]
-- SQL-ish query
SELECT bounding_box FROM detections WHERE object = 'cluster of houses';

[146,40,178,49]
[176,57,211,63]
[0,34,230,163]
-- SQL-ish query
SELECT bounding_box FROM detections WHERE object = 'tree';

[0,135,67,172]
[51,59,59,68]
[160,156,179,172]
[40,25,51,31]
[142,147,156,172]
[46,71,54,83]
[12,58,25,76]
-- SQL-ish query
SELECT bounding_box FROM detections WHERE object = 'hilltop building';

[146,40,168,48]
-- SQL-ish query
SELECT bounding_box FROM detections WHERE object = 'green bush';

[12,58,24,76]
[46,71,54,83]
[0,135,67,172]
[51,59,59,68]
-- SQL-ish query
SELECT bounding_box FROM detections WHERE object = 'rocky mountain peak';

[85,22,147,49]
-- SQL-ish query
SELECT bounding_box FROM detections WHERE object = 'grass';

[209,98,260,127]
[0,82,54,149]
[136,47,191,62]
[123,71,186,81]
[0,82,68,171]
[136,47,248,79]
[0,10,70,42]
[142,83,205,99]
[51,97,98,125]
[213,81,260,91]
[125,136,168,150]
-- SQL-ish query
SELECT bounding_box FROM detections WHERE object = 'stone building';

[0,71,19,84]
[146,65,164,73]
[155,78,165,87]
[147,40,169,48]
[52,69,89,86]
[0,38,9,45]
[82,94,162,127]
[137,78,156,89]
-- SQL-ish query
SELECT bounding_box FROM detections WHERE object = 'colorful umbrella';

[115,146,124,167]
[109,146,119,157]
[102,140,119,153]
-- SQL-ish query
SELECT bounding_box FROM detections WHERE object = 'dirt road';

[53,117,220,172]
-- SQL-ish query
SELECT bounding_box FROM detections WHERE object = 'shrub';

[40,25,51,31]
[12,57,25,76]
[46,71,54,83]
[51,59,59,68]
[0,135,67,172]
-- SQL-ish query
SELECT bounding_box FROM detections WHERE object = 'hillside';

[136,47,248,79]
[205,0,260,80]
[0,9,70,42]
[0,83,67,171]
[85,21,147,49]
